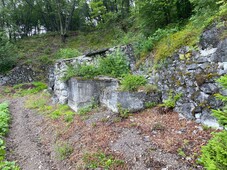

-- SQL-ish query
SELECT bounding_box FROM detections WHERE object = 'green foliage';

[120,74,147,92]
[55,48,82,59]
[200,131,227,170]
[135,27,179,57]
[177,148,186,157]
[0,102,10,136]
[98,50,130,78]
[77,105,93,116]
[13,82,47,96]
[117,104,130,119]
[160,92,182,108]
[199,75,227,169]
[145,102,157,109]
[55,142,73,160]
[26,92,75,123]
[83,152,124,169]
[0,102,20,169]
[0,32,17,73]
[64,50,130,81]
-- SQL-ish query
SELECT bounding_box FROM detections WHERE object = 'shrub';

[55,48,81,59]
[120,74,147,92]
[63,49,130,80]
[199,75,227,170]
[160,92,182,108]
[98,50,130,78]
[0,32,17,73]
[145,102,157,109]
[0,102,20,169]
[63,64,99,81]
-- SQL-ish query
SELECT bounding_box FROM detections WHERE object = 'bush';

[199,75,227,170]
[200,131,227,170]
[55,48,81,59]
[98,50,130,78]
[160,92,182,108]
[120,74,147,92]
[0,32,17,73]
[0,102,20,169]
[63,49,130,80]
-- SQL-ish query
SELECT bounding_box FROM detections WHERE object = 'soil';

[0,88,217,170]
[5,97,57,170]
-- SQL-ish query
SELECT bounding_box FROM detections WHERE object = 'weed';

[63,49,130,81]
[55,48,81,59]
[160,92,182,108]
[120,74,147,92]
[117,104,130,119]
[177,148,186,157]
[13,82,47,96]
[139,84,158,93]
[55,142,74,160]
[152,123,165,131]
[145,102,157,109]
[83,152,124,169]
[26,92,75,122]
[98,50,130,78]
[78,105,93,116]
[0,102,20,169]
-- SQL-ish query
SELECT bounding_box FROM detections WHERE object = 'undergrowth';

[26,92,75,123]
[63,50,130,80]
[83,152,124,169]
[199,75,227,170]
[120,74,147,92]
[55,141,74,160]
[0,102,20,169]
[13,82,47,96]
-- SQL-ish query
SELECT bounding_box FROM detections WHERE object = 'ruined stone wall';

[49,24,227,127]
[0,64,49,86]
[139,24,227,127]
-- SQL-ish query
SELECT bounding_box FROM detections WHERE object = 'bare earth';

[0,91,215,170]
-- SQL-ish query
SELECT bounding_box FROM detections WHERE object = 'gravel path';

[5,97,56,170]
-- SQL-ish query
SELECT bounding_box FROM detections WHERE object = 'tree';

[0,32,16,73]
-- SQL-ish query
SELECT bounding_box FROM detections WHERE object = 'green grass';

[55,141,74,160]
[25,92,75,123]
[0,102,20,169]
[83,152,124,169]
[13,82,47,97]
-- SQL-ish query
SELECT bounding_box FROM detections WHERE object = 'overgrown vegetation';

[13,82,47,96]
[0,32,17,73]
[199,75,227,170]
[0,102,20,169]
[120,74,147,92]
[26,92,75,123]
[64,50,130,80]
[160,92,182,108]
[55,141,74,160]
[83,152,124,169]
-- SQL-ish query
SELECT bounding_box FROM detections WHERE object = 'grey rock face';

[0,64,49,86]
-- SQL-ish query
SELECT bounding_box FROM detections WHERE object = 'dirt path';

[5,97,56,170]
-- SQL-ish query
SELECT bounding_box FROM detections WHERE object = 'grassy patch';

[25,92,75,123]
[83,152,124,169]
[55,141,74,160]
[13,82,47,96]
[0,102,20,169]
